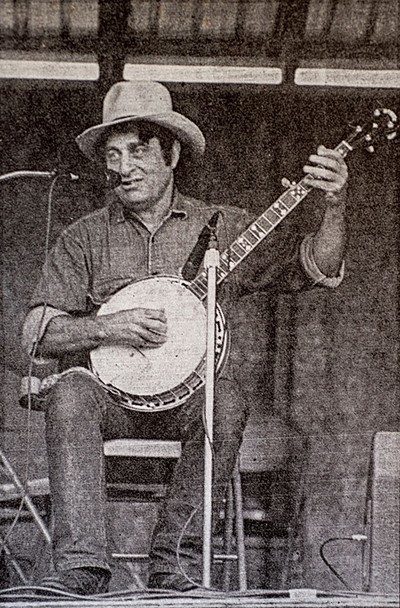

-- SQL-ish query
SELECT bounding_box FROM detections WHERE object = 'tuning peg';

[281,177,296,188]
[373,108,398,125]
[387,132,397,140]
[382,108,397,122]
[367,145,375,153]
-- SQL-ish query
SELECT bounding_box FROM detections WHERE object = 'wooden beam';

[149,0,161,38]
[191,0,204,40]
[274,0,312,85]
[234,0,248,42]
[98,0,130,93]
[364,0,380,43]
[322,0,339,39]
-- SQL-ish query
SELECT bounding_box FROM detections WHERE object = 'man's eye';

[130,144,147,157]
[106,151,119,162]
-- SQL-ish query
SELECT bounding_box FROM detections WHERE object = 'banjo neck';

[189,139,352,301]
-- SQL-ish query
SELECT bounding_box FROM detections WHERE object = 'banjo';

[90,109,397,412]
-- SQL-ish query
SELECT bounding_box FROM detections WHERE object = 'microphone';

[62,168,121,189]
[181,211,221,281]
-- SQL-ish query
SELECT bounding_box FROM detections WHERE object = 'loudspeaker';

[364,432,399,593]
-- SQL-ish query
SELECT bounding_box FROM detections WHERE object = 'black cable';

[0,583,395,601]
[1,175,58,565]
[319,535,367,591]
[175,502,204,589]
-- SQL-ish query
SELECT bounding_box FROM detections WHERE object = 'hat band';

[113,114,141,120]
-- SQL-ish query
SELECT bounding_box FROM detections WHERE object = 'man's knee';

[45,372,104,422]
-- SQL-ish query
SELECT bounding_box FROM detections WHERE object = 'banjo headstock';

[346,108,398,153]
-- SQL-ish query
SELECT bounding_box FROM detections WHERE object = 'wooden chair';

[0,415,299,590]
[0,439,247,590]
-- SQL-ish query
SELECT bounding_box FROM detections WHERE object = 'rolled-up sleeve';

[300,233,345,288]
[22,305,70,363]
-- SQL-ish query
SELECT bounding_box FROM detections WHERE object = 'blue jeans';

[44,371,248,582]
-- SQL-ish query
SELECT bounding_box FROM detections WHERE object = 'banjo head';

[90,276,226,410]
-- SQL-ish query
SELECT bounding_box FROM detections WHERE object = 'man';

[22,81,347,595]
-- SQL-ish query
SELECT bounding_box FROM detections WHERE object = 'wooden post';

[97,0,131,95]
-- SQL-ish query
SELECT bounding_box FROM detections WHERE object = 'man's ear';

[171,140,181,169]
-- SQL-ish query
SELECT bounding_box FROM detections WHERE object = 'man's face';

[105,127,179,212]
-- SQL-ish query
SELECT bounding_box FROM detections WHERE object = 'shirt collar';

[107,189,188,224]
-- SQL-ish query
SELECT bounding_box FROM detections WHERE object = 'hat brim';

[76,112,205,162]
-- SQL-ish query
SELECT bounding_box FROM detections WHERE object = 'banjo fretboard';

[190,139,352,301]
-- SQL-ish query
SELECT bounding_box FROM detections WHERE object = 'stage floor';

[0,587,398,608]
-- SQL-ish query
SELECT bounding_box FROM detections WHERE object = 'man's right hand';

[98,307,167,349]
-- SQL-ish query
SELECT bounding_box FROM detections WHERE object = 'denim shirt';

[29,189,313,312]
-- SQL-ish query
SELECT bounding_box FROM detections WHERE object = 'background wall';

[1,80,399,590]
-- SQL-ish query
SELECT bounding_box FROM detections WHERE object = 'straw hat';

[76,81,206,162]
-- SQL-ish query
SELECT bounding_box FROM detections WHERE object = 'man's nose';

[119,153,136,175]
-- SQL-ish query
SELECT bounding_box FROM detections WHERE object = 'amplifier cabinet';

[364,432,399,594]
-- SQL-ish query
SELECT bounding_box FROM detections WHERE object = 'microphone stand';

[0,169,78,183]
[0,169,120,187]
[202,228,219,588]
[0,170,56,183]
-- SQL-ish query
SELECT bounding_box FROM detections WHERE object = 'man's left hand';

[303,145,348,196]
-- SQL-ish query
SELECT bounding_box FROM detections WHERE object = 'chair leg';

[232,461,247,591]
[281,436,308,588]
[0,539,28,584]
[222,480,235,591]
[0,448,51,546]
